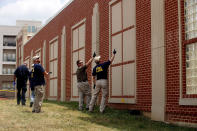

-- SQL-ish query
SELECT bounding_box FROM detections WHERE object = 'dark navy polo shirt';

[92,60,111,80]
[14,65,29,86]
[32,64,45,86]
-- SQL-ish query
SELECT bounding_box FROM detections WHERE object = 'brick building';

[21,0,197,126]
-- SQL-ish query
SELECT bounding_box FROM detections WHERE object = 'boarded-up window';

[71,22,86,100]
[109,0,136,103]
[49,39,58,97]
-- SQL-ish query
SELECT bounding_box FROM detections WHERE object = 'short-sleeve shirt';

[92,60,111,80]
[32,64,45,86]
[76,65,88,82]
[14,65,29,86]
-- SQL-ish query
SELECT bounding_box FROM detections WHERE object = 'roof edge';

[24,0,74,46]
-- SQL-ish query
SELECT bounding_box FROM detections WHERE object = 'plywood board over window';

[109,0,136,104]
[49,37,58,100]
[71,19,86,101]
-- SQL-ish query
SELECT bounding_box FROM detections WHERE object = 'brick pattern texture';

[22,0,197,124]
[165,0,197,124]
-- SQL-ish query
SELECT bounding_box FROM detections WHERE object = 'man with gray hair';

[31,55,49,113]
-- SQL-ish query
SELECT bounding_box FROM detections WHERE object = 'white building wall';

[0,20,42,75]
[16,20,42,27]
[0,25,21,75]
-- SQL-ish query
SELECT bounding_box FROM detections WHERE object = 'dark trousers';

[17,85,27,105]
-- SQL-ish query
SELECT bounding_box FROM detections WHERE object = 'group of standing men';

[76,49,116,113]
[14,55,49,113]
[14,50,116,114]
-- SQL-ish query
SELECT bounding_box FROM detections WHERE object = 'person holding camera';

[89,49,116,113]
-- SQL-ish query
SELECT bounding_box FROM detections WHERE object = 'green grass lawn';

[0,99,196,131]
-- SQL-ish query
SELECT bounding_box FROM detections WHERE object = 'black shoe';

[22,103,26,106]
[30,102,33,107]
[32,110,40,113]
[86,108,89,111]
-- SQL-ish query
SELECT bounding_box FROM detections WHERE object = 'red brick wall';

[135,0,152,111]
[23,0,152,111]
[109,0,152,112]
[165,0,197,124]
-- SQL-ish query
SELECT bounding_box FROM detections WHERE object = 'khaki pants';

[77,81,91,110]
[89,79,108,112]
[32,85,45,113]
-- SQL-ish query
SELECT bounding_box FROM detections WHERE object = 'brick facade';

[165,0,197,124]
[22,0,197,126]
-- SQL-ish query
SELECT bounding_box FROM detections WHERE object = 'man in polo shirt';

[76,53,96,110]
[14,63,29,105]
[31,55,49,113]
[89,49,116,113]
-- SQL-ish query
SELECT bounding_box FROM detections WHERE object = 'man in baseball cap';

[31,55,49,113]
[94,56,101,63]
[89,49,116,113]
[32,55,40,61]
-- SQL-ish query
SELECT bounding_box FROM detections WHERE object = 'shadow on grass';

[44,100,196,131]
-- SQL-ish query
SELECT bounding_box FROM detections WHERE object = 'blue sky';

[0,0,70,26]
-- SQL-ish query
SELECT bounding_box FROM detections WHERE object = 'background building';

[0,20,41,98]
[0,25,21,98]
[16,20,42,67]
[21,0,197,127]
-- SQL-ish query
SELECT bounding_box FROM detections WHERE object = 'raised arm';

[85,57,94,67]
[85,52,96,67]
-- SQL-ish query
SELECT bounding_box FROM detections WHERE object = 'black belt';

[97,79,107,80]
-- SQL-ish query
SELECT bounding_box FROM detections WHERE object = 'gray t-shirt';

[76,65,88,82]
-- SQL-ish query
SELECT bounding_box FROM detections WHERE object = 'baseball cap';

[32,55,40,61]
[94,56,101,62]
